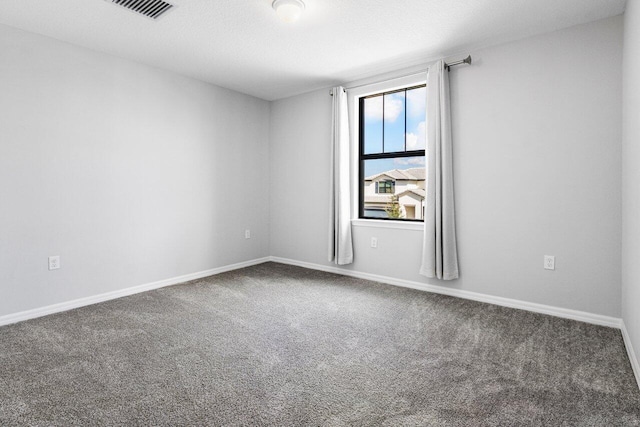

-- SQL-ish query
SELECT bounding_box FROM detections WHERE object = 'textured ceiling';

[0,0,626,100]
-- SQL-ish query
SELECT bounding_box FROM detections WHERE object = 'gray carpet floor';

[1,262,639,426]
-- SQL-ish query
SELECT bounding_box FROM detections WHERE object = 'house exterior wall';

[364,176,425,219]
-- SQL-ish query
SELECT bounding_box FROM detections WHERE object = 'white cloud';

[383,96,403,123]
[406,87,426,118]
[406,121,426,150]
[364,97,383,121]
[393,157,426,166]
[364,95,403,123]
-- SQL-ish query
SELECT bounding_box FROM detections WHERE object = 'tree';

[385,194,404,219]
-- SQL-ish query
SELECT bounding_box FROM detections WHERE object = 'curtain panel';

[328,86,354,265]
[420,61,459,280]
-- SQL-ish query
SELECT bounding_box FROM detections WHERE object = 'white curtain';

[420,60,459,280]
[328,86,354,265]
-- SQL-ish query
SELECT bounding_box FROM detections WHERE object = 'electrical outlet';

[544,255,555,270]
[245,229,251,239]
[371,237,378,248]
[48,256,60,270]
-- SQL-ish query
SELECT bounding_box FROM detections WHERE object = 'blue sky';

[363,86,426,176]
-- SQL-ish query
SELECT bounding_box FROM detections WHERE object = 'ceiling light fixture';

[272,0,305,23]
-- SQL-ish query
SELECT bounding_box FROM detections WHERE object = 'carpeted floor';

[0,262,639,426]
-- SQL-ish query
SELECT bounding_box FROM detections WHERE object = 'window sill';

[351,219,424,231]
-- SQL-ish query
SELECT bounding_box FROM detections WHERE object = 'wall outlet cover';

[48,256,60,270]
[544,255,555,270]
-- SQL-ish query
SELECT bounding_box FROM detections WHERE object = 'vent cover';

[108,0,174,20]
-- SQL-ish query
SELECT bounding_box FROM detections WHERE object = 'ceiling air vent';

[107,0,175,20]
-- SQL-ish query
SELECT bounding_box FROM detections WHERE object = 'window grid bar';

[359,97,365,219]
[404,89,407,152]
[381,94,385,154]
[361,150,425,161]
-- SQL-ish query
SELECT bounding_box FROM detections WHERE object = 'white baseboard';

[2,254,636,390]
[2,256,620,330]
[0,257,270,327]
[621,321,640,390]
[269,256,622,329]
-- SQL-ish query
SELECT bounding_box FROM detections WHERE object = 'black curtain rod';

[330,55,472,96]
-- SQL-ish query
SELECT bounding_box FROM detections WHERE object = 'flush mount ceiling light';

[272,0,305,23]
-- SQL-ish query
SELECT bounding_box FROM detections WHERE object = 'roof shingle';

[366,167,425,181]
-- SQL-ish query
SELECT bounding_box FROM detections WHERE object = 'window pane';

[363,96,383,154]
[406,87,426,150]
[363,156,426,220]
[375,180,394,194]
[364,208,389,218]
[383,91,405,153]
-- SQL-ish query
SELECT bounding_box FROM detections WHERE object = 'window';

[359,85,426,221]
[375,180,395,194]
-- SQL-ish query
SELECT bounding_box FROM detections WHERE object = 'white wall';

[0,15,626,323]
[622,0,640,372]
[0,24,270,317]
[270,16,623,317]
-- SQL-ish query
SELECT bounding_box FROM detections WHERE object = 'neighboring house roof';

[366,167,425,181]
[369,173,397,182]
[398,188,426,199]
[404,168,426,180]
